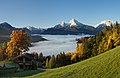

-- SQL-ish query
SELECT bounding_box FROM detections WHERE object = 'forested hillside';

[74,23,120,61]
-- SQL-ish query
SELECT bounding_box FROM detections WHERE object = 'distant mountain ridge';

[0,22,31,36]
[0,19,119,35]
[48,19,118,35]
[25,26,45,34]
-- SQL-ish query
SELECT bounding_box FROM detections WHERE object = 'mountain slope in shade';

[0,22,31,35]
[0,27,10,36]
[0,22,15,30]
[0,22,15,36]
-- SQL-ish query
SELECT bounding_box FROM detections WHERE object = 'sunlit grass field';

[29,46,120,78]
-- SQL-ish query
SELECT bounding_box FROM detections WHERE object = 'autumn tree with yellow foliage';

[6,30,30,59]
[0,42,7,60]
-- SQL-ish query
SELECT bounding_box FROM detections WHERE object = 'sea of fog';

[28,35,91,56]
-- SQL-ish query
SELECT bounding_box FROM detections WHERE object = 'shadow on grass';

[0,68,45,77]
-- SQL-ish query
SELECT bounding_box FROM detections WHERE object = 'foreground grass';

[0,68,44,77]
[29,46,120,78]
[0,61,45,77]
[0,60,18,68]
[1,46,120,78]
[0,68,45,77]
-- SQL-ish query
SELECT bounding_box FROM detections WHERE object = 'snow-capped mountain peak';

[95,20,114,28]
[25,26,37,30]
[95,20,118,31]
[60,21,65,27]
[69,19,81,26]
[54,19,85,29]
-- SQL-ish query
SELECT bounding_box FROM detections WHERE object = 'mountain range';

[0,19,118,35]
[43,19,96,35]
[42,19,118,35]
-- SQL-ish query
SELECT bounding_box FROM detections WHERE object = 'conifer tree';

[55,54,62,67]
[39,52,44,62]
[45,58,49,68]
[115,21,119,25]
[49,55,55,68]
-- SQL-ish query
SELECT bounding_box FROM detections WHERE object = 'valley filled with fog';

[28,35,91,56]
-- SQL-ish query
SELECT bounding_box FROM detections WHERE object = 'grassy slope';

[29,46,120,78]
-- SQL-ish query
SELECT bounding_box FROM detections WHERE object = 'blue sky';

[0,0,120,28]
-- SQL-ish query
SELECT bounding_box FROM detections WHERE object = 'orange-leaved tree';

[0,42,7,60]
[6,30,30,59]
